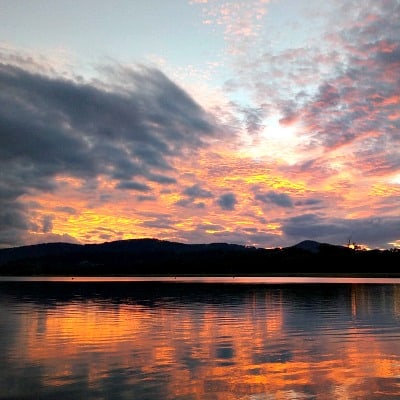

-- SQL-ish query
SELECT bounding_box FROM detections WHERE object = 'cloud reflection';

[1,283,400,399]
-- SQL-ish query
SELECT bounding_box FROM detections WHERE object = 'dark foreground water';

[1,278,400,399]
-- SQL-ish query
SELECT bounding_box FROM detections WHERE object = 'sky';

[0,0,399,250]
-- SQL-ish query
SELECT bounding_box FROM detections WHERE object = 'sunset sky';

[1,0,399,250]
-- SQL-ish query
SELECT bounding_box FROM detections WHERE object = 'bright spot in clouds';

[240,115,306,165]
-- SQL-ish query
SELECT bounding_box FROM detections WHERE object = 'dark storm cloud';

[217,193,237,211]
[255,191,294,208]
[0,60,217,247]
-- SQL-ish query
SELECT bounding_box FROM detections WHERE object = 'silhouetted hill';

[0,238,399,276]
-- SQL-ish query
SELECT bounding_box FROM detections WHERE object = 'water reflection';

[1,282,400,399]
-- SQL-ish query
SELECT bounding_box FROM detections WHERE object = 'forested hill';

[0,238,399,276]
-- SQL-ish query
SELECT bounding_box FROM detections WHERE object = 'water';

[1,278,400,399]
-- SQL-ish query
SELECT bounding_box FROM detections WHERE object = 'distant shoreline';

[1,238,399,277]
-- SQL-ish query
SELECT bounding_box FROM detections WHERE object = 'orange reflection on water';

[10,285,400,399]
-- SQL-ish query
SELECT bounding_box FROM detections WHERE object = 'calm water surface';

[1,278,400,399]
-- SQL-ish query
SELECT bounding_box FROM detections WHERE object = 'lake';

[1,277,400,399]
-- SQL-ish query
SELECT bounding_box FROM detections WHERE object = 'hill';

[0,238,399,276]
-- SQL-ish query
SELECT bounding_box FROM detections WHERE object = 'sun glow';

[389,173,400,185]
[239,116,306,164]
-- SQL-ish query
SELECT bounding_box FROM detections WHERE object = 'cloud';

[41,215,53,233]
[54,206,77,215]
[183,184,213,199]
[0,200,29,247]
[175,198,206,209]
[139,213,179,231]
[282,213,400,250]
[174,183,213,209]
[274,2,400,157]
[136,195,157,202]
[0,58,218,247]
[115,181,151,192]
[172,221,282,248]
[294,198,323,208]
[192,0,270,42]
[255,191,294,208]
[24,232,81,246]
[217,193,237,211]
